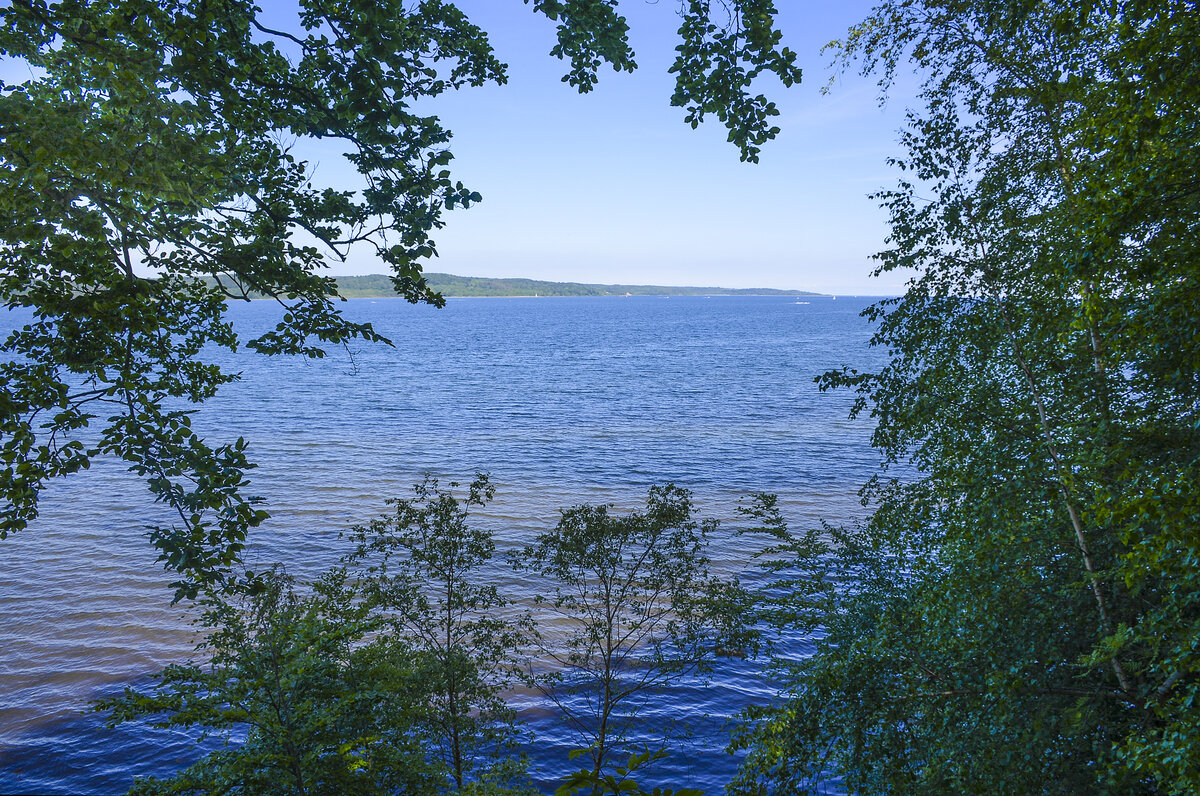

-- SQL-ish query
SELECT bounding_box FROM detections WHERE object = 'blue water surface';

[0,295,885,794]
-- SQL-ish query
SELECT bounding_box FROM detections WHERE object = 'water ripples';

[1,295,885,794]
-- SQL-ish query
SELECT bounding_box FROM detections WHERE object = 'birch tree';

[732,2,1200,792]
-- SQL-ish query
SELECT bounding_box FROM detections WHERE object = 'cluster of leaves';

[555,748,703,796]
[99,567,448,795]
[515,484,756,778]
[0,0,505,599]
[343,475,530,791]
[100,477,541,794]
[730,1,1200,793]
[102,478,752,794]
[0,0,801,600]
[671,0,802,162]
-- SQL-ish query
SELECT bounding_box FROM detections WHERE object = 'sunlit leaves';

[734,1,1200,792]
[670,0,801,162]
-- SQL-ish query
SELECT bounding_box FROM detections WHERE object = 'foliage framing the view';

[730,1,1200,793]
[12,0,1200,792]
[100,480,743,793]
[0,0,800,599]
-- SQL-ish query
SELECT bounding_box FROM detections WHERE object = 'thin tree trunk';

[998,303,1132,693]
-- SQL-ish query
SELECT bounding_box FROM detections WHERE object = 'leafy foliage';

[555,747,703,796]
[345,474,532,792]
[514,484,752,779]
[0,0,501,598]
[732,1,1200,793]
[733,493,831,644]
[99,477,542,795]
[671,0,802,162]
[100,481,747,794]
[0,0,800,599]
[97,568,444,795]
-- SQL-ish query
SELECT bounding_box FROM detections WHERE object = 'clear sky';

[287,1,917,295]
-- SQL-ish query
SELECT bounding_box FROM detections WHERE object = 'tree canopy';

[0,0,800,598]
[732,1,1200,792]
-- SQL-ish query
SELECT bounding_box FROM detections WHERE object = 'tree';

[98,567,445,795]
[104,482,744,794]
[514,484,752,781]
[345,474,532,793]
[0,0,801,599]
[731,1,1200,792]
[99,479,545,796]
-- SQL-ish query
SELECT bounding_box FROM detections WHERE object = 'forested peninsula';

[335,273,826,298]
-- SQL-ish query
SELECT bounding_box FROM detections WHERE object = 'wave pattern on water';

[0,296,884,794]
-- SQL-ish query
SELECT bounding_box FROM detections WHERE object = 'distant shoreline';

[335,272,830,299]
[206,272,834,300]
[351,293,838,300]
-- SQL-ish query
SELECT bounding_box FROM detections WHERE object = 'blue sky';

[390,1,915,295]
[287,1,917,295]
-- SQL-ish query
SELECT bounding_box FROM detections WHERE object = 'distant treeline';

[337,272,824,298]
[203,272,823,299]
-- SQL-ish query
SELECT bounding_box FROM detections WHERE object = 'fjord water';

[0,295,884,794]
